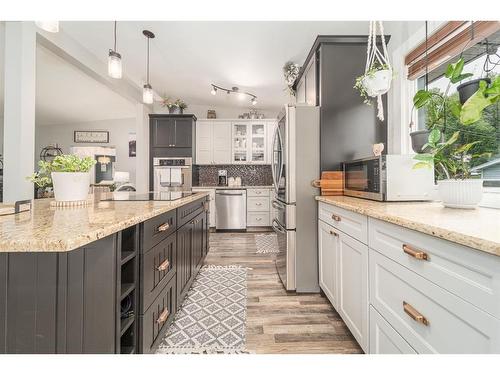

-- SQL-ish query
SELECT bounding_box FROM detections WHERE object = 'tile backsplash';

[193,165,273,186]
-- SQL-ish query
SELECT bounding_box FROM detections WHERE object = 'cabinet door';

[176,223,194,302]
[266,121,277,165]
[296,77,306,104]
[196,121,213,164]
[250,122,266,164]
[304,56,317,105]
[337,231,369,352]
[232,123,249,163]
[152,119,175,147]
[173,119,192,148]
[192,213,205,270]
[318,220,338,309]
[212,122,232,164]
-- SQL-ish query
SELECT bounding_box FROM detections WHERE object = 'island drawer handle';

[332,214,341,222]
[403,244,428,261]
[157,308,170,324]
[256,202,262,206]
[330,230,338,237]
[403,301,429,326]
[157,259,170,271]
[157,222,170,232]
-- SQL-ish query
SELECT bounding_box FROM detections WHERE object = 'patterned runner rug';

[255,233,279,254]
[157,265,250,354]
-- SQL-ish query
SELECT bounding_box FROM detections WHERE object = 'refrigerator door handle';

[272,199,285,211]
[272,218,286,234]
[271,126,280,193]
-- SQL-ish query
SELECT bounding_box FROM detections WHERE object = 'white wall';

[35,117,137,184]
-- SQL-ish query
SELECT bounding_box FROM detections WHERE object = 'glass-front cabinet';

[231,122,268,164]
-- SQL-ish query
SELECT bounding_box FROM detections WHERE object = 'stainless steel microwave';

[342,155,435,201]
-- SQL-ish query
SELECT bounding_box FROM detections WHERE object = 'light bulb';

[35,21,59,33]
[251,98,257,106]
[143,84,154,104]
[211,87,217,95]
[238,92,245,100]
[108,50,122,79]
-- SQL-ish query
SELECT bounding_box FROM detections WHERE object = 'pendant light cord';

[146,36,150,84]
[113,21,117,52]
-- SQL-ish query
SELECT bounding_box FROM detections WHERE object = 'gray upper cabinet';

[149,114,197,159]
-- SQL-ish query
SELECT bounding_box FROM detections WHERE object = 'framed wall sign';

[74,131,109,143]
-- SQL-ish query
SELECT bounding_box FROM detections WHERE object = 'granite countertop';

[192,185,273,189]
[0,192,209,253]
[316,195,500,257]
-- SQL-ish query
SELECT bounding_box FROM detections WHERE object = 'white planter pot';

[51,172,90,202]
[438,179,483,209]
[362,69,392,97]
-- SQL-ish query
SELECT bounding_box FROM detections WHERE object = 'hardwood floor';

[204,231,363,354]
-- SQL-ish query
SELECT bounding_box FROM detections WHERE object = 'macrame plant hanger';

[364,21,392,121]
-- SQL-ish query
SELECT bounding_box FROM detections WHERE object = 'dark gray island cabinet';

[0,196,209,354]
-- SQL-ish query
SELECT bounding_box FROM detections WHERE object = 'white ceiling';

[60,21,404,111]
[35,44,136,125]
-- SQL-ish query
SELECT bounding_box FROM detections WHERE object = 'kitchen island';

[0,192,210,354]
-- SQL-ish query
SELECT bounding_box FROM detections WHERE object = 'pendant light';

[142,30,155,104]
[108,21,122,79]
[35,21,59,33]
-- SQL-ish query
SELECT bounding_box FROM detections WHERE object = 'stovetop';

[101,191,194,202]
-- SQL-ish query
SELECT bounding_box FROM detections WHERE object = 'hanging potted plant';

[175,99,188,114]
[413,129,490,208]
[410,58,473,153]
[28,155,96,202]
[354,21,392,121]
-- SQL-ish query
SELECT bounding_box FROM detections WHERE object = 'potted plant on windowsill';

[414,129,490,208]
[28,155,96,202]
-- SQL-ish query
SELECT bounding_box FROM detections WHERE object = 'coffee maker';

[218,170,227,186]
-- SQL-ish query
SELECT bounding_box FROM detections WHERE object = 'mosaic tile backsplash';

[193,165,273,186]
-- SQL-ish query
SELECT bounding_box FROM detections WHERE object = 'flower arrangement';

[175,99,188,111]
[161,97,188,113]
[283,61,301,96]
[161,97,178,111]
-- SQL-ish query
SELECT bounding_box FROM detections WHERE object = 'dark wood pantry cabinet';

[0,195,209,354]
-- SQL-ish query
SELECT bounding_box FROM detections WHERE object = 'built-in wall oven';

[153,157,192,191]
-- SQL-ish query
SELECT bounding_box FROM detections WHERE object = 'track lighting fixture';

[210,84,258,106]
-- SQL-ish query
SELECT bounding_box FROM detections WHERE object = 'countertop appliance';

[101,191,193,201]
[215,189,246,230]
[153,157,192,191]
[271,105,320,292]
[343,154,435,201]
[218,169,227,186]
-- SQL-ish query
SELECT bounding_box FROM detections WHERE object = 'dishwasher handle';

[216,191,246,196]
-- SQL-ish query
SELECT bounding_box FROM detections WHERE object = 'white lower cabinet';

[318,220,338,308]
[318,218,369,352]
[369,306,417,354]
[337,230,369,352]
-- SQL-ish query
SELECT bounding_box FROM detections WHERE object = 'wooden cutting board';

[312,171,343,196]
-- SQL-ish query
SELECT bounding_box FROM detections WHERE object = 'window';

[416,36,500,185]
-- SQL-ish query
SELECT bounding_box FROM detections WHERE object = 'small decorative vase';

[51,172,90,202]
[168,107,175,114]
[179,108,184,114]
[437,179,483,209]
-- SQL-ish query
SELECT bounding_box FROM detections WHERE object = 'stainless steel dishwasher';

[215,189,247,230]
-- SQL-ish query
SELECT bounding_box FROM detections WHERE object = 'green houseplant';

[28,154,96,202]
[175,99,188,114]
[411,60,499,209]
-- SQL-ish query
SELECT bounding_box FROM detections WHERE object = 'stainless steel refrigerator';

[271,105,320,292]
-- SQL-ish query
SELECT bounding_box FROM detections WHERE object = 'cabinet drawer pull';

[329,230,338,237]
[157,259,170,271]
[403,301,429,326]
[256,217,262,221]
[255,202,262,206]
[332,214,341,222]
[157,308,170,324]
[157,222,170,232]
[403,244,428,260]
